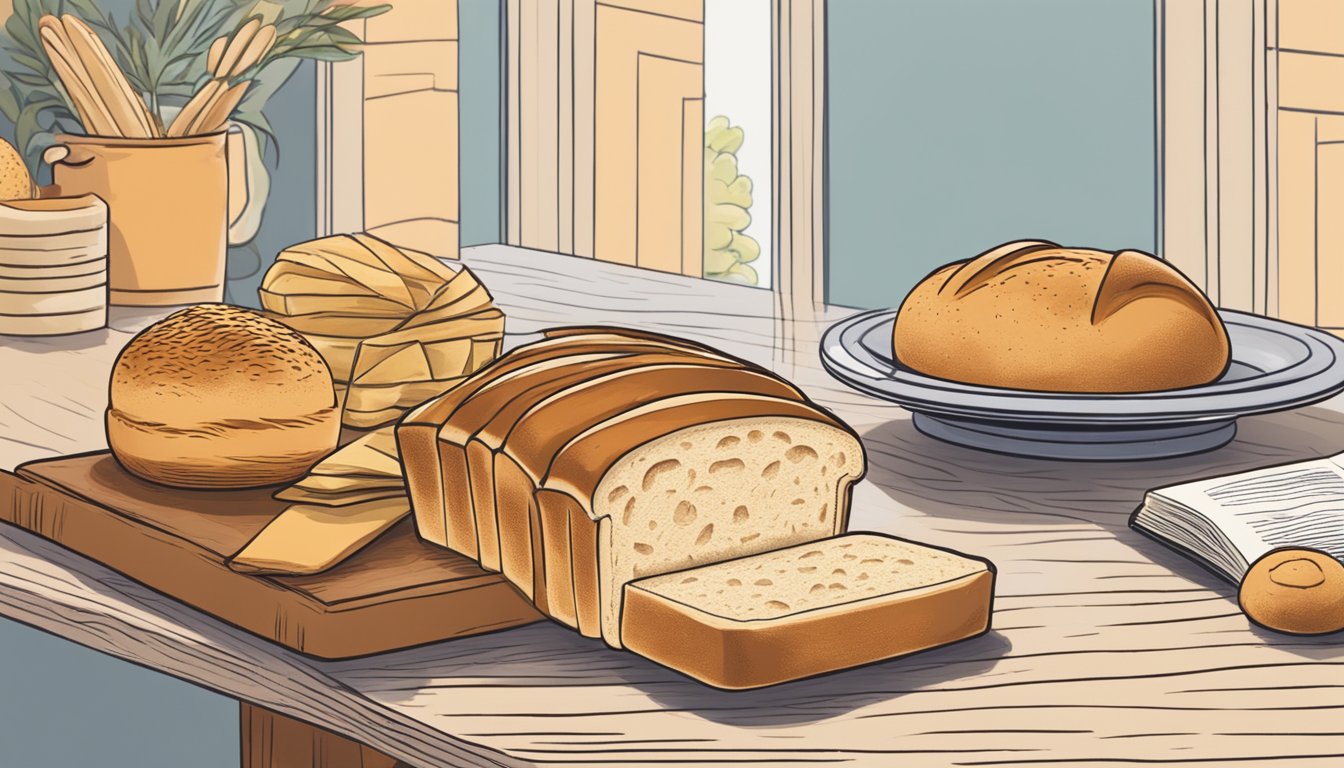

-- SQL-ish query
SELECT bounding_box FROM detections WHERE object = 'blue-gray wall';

[0,619,238,768]
[225,63,318,308]
[826,0,1157,309]
[0,7,316,767]
[460,0,503,246]
[0,7,504,765]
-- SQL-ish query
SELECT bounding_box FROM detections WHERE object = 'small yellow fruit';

[0,138,32,200]
[1239,548,1344,635]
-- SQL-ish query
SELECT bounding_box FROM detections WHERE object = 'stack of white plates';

[0,194,109,336]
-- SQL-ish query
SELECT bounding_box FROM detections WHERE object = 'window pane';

[705,0,772,288]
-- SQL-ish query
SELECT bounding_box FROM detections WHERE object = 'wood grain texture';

[1277,110,1318,326]
[2,245,1344,766]
[1316,139,1344,329]
[1155,0,1209,285]
[573,0,596,259]
[506,0,522,247]
[0,453,541,658]
[772,0,826,314]
[242,704,405,768]
[1216,0,1254,310]
[1161,0,1279,315]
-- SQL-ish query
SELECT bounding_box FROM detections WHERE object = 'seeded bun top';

[111,304,337,425]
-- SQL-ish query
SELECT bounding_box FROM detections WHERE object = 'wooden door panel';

[681,95,704,277]
[1277,110,1317,327]
[598,0,704,21]
[593,2,703,271]
[520,1,560,252]
[1317,141,1344,330]
[1278,110,1344,332]
[637,56,702,274]
[509,0,704,275]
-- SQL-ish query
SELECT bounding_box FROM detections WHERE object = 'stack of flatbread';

[230,428,411,575]
[261,233,504,429]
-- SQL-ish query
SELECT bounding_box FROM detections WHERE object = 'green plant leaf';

[281,43,358,61]
[321,3,392,22]
[0,83,19,123]
[233,108,277,162]
[9,49,49,76]
[152,0,177,42]
[8,71,52,88]
[15,96,66,171]
[5,11,40,54]
[0,0,381,175]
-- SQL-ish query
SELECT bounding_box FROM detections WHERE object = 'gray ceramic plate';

[819,309,1344,460]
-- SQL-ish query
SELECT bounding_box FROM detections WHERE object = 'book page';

[1154,458,1344,565]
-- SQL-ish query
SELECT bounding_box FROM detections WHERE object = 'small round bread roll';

[894,241,1230,393]
[107,304,341,489]
[1239,548,1344,635]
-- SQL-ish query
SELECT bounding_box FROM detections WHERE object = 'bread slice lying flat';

[622,533,995,689]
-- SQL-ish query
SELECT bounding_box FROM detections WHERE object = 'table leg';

[241,703,407,768]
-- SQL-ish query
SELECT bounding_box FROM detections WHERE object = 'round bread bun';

[893,241,1231,393]
[107,304,341,489]
[1239,548,1344,636]
[0,138,32,201]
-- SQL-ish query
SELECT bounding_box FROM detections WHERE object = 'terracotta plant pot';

[46,132,229,306]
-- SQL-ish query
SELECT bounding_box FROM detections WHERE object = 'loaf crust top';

[893,241,1230,393]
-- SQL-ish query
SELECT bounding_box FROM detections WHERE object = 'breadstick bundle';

[168,18,277,138]
[38,14,158,138]
[37,13,276,139]
[34,13,278,306]
[260,234,505,429]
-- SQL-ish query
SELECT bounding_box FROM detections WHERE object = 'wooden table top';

[1,244,1342,767]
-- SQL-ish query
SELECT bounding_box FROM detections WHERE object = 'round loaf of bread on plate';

[107,304,341,489]
[893,240,1231,393]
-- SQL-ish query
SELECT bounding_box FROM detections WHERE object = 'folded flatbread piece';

[230,428,410,575]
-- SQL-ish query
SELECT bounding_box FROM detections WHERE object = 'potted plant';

[0,0,389,305]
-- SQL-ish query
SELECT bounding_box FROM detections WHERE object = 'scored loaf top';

[894,240,1231,392]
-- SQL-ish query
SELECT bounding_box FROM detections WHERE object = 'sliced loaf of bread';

[486,363,808,623]
[401,328,994,687]
[400,328,866,646]
[622,533,995,689]
[450,351,753,609]
[539,392,864,646]
[398,330,746,560]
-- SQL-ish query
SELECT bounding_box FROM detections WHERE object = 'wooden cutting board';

[0,452,541,658]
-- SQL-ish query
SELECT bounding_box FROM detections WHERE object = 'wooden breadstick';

[206,35,228,74]
[60,15,153,138]
[38,21,118,136]
[167,79,223,137]
[191,80,250,135]
[227,25,276,78]
[215,18,262,79]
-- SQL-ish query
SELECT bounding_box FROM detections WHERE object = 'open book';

[1131,455,1344,583]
